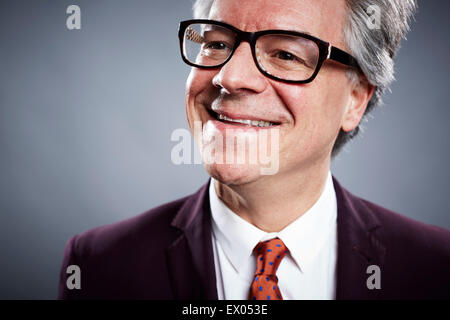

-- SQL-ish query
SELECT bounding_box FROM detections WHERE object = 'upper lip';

[207,108,281,124]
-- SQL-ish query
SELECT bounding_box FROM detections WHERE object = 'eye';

[270,50,314,69]
[204,41,229,50]
[275,50,301,62]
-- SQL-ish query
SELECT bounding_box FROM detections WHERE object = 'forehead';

[208,0,348,46]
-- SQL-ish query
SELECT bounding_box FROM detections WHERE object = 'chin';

[204,162,263,186]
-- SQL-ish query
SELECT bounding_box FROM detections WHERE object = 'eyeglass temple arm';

[186,27,204,44]
[329,46,361,70]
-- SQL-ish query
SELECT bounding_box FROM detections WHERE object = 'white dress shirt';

[209,171,338,300]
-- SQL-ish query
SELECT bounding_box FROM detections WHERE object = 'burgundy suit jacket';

[58,178,450,299]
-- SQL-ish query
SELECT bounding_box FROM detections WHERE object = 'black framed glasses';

[178,19,361,84]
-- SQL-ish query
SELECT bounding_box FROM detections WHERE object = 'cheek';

[185,69,217,126]
[186,69,205,109]
[319,71,352,121]
[270,75,350,158]
[273,75,349,132]
[271,82,326,133]
[186,68,218,100]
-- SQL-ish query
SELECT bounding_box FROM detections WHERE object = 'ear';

[341,77,375,132]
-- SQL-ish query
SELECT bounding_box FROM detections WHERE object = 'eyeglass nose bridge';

[234,29,258,45]
[224,30,270,77]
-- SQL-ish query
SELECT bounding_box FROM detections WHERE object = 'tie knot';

[253,238,288,276]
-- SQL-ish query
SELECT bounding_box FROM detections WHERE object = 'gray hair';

[192,0,417,156]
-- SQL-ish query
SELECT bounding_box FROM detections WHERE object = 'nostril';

[212,74,232,94]
[212,74,222,89]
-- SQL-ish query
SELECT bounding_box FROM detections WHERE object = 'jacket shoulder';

[334,177,450,252]
[335,178,450,298]
[359,197,450,298]
[358,197,450,253]
[344,189,450,282]
[70,195,190,258]
[58,194,192,299]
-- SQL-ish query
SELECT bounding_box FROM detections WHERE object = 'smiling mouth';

[207,109,280,128]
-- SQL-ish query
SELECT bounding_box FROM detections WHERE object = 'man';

[59,0,450,300]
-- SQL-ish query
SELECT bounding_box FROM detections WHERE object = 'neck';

[214,161,330,233]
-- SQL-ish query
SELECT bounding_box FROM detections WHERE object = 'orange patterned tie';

[248,238,289,300]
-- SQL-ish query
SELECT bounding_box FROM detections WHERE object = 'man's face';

[185,0,361,185]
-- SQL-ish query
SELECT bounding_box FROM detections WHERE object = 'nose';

[212,42,268,94]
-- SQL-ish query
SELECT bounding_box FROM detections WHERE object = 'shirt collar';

[209,171,337,274]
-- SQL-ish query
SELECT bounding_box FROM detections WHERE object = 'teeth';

[217,114,274,127]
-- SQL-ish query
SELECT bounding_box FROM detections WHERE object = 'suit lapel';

[333,177,386,299]
[165,180,218,299]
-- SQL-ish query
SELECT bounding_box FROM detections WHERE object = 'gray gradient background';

[0,0,448,299]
